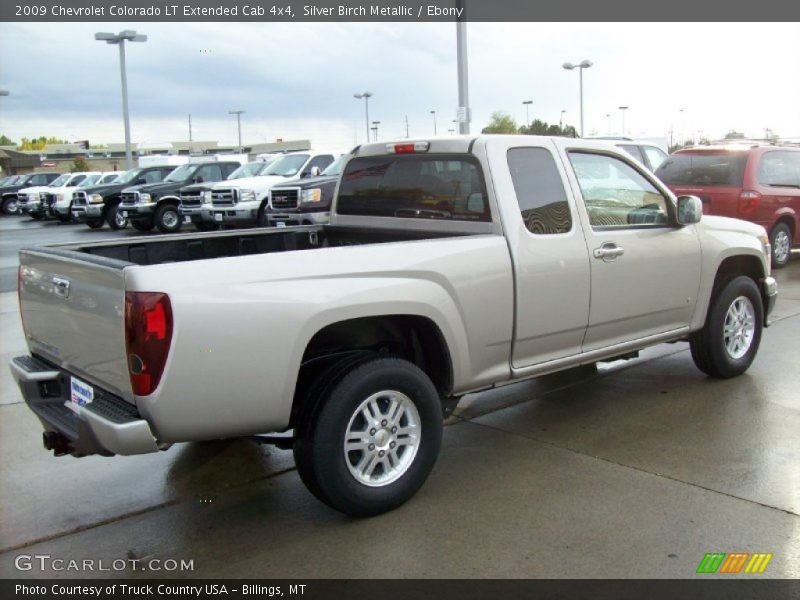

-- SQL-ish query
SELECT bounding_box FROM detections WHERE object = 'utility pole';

[188,114,192,142]
[456,0,470,134]
[228,110,245,151]
[405,115,409,138]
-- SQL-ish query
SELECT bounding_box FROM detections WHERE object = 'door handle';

[593,243,625,262]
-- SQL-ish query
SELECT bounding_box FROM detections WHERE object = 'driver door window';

[568,152,670,228]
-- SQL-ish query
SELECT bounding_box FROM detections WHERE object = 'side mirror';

[309,166,322,178]
[676,195,703,225]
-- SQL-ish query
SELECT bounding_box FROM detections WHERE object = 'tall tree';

[481,111,519,134]
[0,134,16,146]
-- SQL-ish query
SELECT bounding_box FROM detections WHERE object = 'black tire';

[293,357,443,517]
[195,221,220,232]
[131,219,154,232]
[106,204,128,230]
[256,203,268,227]
[57,206,73,223]
[30,213,42,220]
[87,220,103,229]
[770,222,792,269]
[155,204,182,233]
[1,196,19,215]
[690,276,763,378]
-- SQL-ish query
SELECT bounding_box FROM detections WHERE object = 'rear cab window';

[656,151,748,187]
[507,147,572,234]
[337,154,490,221]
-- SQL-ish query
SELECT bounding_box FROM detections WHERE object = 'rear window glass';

[656,152,748,187]
[337,155,490,221]
[758,151,800,188]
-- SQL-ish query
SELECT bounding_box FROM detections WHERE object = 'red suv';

[656,145,800,267]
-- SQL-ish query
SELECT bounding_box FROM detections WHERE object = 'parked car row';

[4,150,343,234]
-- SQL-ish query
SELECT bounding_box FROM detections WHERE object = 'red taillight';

[125,292,173,396]
[739,190,761,216]
[386,141,430,154]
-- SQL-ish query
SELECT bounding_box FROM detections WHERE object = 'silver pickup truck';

[10,136,777,517]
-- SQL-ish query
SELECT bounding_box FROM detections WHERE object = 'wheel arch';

[290,314,455,429]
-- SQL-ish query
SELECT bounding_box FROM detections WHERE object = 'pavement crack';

[465,418,800,518]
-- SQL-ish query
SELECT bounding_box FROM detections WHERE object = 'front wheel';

[770,223,792,268]
[690,276,763,378]
[294,357,443,517]
[155,204,182,233]
[107,204,128,230]
[2,196,19,215]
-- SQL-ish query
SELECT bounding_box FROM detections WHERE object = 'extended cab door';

[485,138,591,368]
[558,144,702,351]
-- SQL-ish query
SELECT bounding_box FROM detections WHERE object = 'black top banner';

[2,0,800,22]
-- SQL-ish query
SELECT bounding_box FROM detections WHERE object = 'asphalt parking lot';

[0,215,798,579]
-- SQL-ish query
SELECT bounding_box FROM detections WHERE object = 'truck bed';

[66,226,463,267]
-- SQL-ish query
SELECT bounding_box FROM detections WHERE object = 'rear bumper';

[763,276,778,326]
[9,355,161,457]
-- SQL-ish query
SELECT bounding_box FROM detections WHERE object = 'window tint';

[338,155,489,221]
[144,171,163,183]
[197,164,223,182]
[68,175,86,186]
[758,151,800,188]
[618,144,644,163]
[656,151,748,186]
[32,174,51,185]
[569,152,670,228]
[642,146,668,171]
[507,147,572,234]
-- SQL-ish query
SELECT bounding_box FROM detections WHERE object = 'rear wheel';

[690,276,763,378]
[155,204,182,233]
[770,222,792,268]
[57,205,73,223]
[293,357,443,517]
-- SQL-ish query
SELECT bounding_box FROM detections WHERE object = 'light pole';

[618,106,629,137]
[522,100,532,129]
[430,110,437,135]
[371,121,381,141]
[95,30,147,169]
[455,0,470,134]
[228,110,245,151]
[353,92,373,143]
[0,90,8,96]
[606,113,611,135]
[562,59,592,138]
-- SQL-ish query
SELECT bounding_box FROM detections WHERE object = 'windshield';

[656,151,748,187]
[164,164,194,182]
[114,168,143,184]
[49,174,70,187]
[79,175,101,187]
[228,162,268,179]
[322,155,346,176]
[262,154,310,177]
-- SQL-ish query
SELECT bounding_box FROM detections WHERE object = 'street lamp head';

[228,110,245,115]
[95,30,147,44]
[0,90,9,97]
[354,92,373,100]
[562,62,575,70]
[579,59,593,69]
[618,106,629,110]
[430,110,436,114]
[522,100,532,105]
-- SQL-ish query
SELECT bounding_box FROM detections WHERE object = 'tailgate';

[18,249,132,403]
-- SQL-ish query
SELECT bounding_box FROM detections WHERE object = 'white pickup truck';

[10,136,777,517]
[198,151,338,227]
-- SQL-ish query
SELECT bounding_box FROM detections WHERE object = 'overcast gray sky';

[1,21,799,149]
